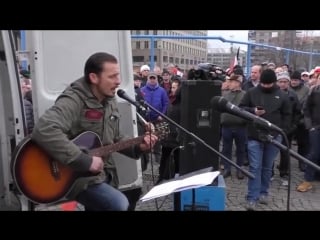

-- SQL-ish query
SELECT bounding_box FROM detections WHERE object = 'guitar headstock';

[154,122,170,140]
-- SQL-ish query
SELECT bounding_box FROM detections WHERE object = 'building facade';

[131,30,208,73]
[248,30,320,70]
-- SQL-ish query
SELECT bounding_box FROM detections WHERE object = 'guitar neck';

[89,136,144,157]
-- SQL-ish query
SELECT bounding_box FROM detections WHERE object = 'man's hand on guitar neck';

[144,122,155,133]
[139,132,158,152]
[89,156,104,174]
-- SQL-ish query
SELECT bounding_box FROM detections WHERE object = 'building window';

[145,30,148,35]
[163,56,168,62]
[181,58,184,64]
[145,41,149,49]
[154,41,157,48]
[149,56,157,61]
[136,30,140,35]
[136,41,140,49]
[175,58,179,64]
[133,56,144,62]
[169,57,174,63]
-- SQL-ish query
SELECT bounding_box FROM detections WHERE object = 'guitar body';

[11,131,102,204]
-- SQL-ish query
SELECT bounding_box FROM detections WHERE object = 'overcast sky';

[207,30,320,51]
[208,30,248,50]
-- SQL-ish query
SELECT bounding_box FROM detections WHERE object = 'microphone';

[211,96,282,133]
[117,89,147,113]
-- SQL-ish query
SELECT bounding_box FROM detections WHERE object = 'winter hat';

[260,69,277,84]
[290,71,301,80]
[277,72,290,81]
[140,65,150,72]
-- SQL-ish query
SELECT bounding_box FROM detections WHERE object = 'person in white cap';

[301,71,310,85]
[140,65,150,87]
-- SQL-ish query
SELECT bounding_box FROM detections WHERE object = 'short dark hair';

[84,52,118,84]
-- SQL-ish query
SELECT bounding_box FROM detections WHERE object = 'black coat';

[162,87,182,148]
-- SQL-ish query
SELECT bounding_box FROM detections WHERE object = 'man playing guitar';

[30,52,158,211]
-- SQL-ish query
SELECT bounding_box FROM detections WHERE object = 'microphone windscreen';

[210,96,228,111]
[117,89,125,97]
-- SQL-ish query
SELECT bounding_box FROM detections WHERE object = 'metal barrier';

[19,31,320,74]
[131,34,320,75]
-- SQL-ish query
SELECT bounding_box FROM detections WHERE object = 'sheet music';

[140,171,220,202]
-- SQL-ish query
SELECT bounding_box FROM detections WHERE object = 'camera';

[187,63,226,81]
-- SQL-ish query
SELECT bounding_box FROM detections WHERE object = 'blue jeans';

[76,182,129,211]
[246,135,282,202]
[304,129,320,181]
[221,126,247,171]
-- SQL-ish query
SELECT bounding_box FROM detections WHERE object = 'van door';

[0,31,26,210]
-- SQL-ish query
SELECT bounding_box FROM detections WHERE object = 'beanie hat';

[277,72,290,81]
[290,71,301,80]
[260,69,277,84]
[140,65,150,72]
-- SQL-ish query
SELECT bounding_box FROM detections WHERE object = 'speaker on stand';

[174,79,222,211]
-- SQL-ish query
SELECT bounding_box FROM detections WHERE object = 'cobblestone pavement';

[136,146,320,211]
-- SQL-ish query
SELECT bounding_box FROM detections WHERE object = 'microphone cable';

[155,145,184,210]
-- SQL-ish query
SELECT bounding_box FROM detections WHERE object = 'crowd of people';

[219,62,320,210]
[134,61,320,211]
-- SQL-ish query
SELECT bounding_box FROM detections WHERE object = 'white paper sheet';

[140,171,220,202]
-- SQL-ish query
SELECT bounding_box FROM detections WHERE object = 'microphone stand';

[259,130,320,211]
[139,99,255,180]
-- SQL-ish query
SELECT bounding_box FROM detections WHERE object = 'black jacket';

[239,84,291,140]
[161,87,182,148]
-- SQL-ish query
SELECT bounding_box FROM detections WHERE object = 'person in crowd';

[157,79,182,184]
[141,72,169,163]
[276,72,302,186]
[297,70,320,192]
[220,74,247,180]
[289,70,310,172]
[239,69,291,210]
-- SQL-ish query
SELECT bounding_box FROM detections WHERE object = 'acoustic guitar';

[11,122,169,204]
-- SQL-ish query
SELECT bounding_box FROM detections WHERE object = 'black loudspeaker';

[179,80,221,175]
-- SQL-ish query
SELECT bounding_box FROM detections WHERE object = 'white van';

[0,30,143,210]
